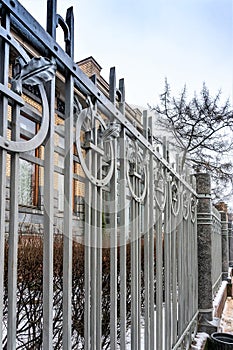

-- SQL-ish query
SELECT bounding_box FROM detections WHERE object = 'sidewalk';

[220,296,233,333]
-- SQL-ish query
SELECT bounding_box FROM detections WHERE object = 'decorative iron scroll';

[0,27,56,153]
[190,195,197,223]
[182,190,190,220]
[126,139,147,203]
[154,164,167,211]
[75,101,120,187]
[170,179,181,216]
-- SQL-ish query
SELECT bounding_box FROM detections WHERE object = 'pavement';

[220,296,233,333]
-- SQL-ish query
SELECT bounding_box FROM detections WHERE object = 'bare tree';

[152,80,233,201]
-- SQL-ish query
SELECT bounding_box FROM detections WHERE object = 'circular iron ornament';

[154,171,167,211]
[0,27,50,153]
[75,108,115,187]
[126,142,147,203]
[190,195,197,223]
[170,181,180,216]
[182,190,190,220]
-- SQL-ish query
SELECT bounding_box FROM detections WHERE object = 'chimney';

[77,56,102,77]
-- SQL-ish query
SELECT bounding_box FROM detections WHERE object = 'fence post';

[196,173,218,334]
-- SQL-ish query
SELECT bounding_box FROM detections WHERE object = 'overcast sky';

[19,0,233,108]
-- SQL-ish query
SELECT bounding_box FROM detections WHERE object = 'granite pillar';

[196,173,218,334]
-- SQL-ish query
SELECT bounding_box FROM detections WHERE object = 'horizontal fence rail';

[0,1,227,349]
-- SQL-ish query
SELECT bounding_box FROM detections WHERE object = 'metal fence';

[0,0,221,349]
[212,205,222,296]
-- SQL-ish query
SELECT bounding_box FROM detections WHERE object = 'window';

[18,114,39,207]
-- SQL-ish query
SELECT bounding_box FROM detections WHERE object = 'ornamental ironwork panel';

[0,1,205,349]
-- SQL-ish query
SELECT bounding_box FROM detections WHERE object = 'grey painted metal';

[1,0,198,195]
[109,68,118,349]
[84,150,92,350]
[119,87,127,350]
[0,7,10,348]
[211,206,222,295]
[0,1,218,349]
[143,111,150,350]
[91,122,97,350]
[63,72,74,349]
[148,117,155,350]
[43,77,55,349]
[154,150,165,349]
[96,81,103,350]
[110,137,118,350]
[131,177,137,350]
[164,176,172,350]
[7,102,20,350]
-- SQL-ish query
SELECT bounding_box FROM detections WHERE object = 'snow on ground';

[190,332,209,350]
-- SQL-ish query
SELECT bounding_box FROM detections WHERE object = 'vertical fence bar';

[131,178,137,350]
[136,196,141,349]
[7,104,20,350]
[0,7,10,347]
[43,77,55,349]
[109,67,118,349]
[63,72,74,349]
[119,81,127,350]
[185,212,189,326]
[164,180,171,350]
[91,114,98,350]
[192,176,198,317]
[84,151,92,350]
[171,209,177,345]
[155,164,163,349]
[143,112,150,350]
[148,116,154,350]
[96,142,102,350]
[110,137,118,349]
[177,192,183,337]
[164,143,171,350]
[43,5,56,348]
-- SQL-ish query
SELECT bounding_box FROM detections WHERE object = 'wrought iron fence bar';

[119,106,127,350]
[91,132,97,350]
[148,117,155,350]
[43,78,55,350]
[185,217,189,330]
[188,215,192,323]
[96,160,102,350]
[7,104,20,350]
[136,198,141,350]
[144,192,149,350]
[62,72,74,350]
[0,7,10,347]
[131,180,137,350]
[177,202,183,337]
[164,178,172,350]
[143,112,150,350]
[110,138,118,350]
[84,151,92,350]
[171,213,177,345]
[108,68,118,349]
[155,164,163,350]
